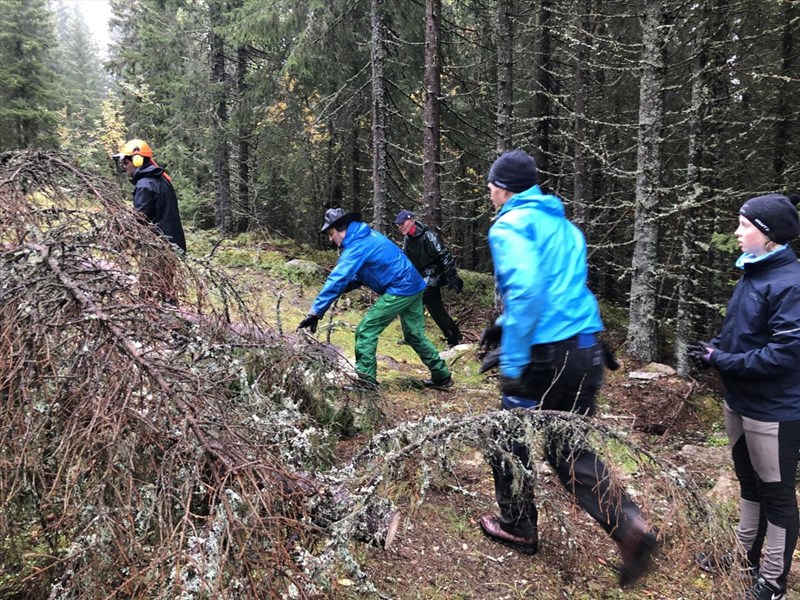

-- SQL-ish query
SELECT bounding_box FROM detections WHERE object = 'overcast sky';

[62,0,112,56]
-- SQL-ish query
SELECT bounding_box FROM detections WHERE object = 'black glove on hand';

[499,375,530,398]
[297,314,319,333]
[687,341,713,370]
[343,279,362,294]
[478,348,501,374]
[602,342,620,371]
[448,274,464,293]
[479,324,502,352]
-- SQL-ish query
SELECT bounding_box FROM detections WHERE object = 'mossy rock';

[285,259,325,276]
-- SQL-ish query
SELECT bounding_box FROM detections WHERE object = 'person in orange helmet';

[113,139,186,252]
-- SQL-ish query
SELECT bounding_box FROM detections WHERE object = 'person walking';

[690,194,800,600]
[394,209,463,347]
[113,139,186,252]
[113,139,186,303]
[297,208,452,389]
[477,149,659,587]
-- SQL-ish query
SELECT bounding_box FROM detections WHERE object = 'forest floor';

[204,232,800,600]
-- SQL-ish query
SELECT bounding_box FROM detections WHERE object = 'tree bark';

[773,0,797,187]
[236,46,250,233]
[423,0,442,228]
[627,0,666,361]
[530,0,553,178]
[328,131,343,207]
[496,0,513,155]
[676,9,710,376]
[572,0,591,229]
[351,122,362,214]
[210,0,231,234]
[370,0,388,233]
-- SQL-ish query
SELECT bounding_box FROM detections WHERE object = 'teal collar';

[735,244,788,269]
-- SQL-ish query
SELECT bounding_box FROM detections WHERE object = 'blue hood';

[496,185,566,220]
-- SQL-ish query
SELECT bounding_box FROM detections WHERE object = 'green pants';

[354,291,450,384]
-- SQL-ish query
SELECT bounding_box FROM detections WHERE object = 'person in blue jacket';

[297,208,452,389]
[690,194,800,600]
[477,149,658,587]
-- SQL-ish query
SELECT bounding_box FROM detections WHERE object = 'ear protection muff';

[116,139,153,170]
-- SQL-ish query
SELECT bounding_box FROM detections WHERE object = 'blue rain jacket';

[489,185,603,379]
[311,221,425,317]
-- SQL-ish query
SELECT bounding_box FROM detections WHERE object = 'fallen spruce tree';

[0,151,398,599]
[0,151,746,599]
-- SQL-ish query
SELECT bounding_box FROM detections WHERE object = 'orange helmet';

[113,139,154,168]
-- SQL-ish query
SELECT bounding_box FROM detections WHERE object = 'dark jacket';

[402,222,457,288]
[131,164,186,252]
[311,221,426,317]
[710,246,800,421]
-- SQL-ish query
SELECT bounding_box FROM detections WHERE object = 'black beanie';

[739,194,800,244]
[488,149,539,194]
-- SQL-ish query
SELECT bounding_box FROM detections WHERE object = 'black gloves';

[499,375,530,398]
[602,342,620,371]
[479,348,501,373]
[479,324,502,351]
[297,314,319,333]
[687,341,714,370]
[343,279,362,294]
[448,274,464,293]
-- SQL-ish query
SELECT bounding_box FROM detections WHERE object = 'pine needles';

[0,151,371,599]
[0,151,747,598]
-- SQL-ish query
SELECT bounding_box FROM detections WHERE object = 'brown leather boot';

[478,513,538,555]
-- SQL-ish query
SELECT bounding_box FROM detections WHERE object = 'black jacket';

[131,164,186,252]
[710,247,800,421]
[401,221,456,288]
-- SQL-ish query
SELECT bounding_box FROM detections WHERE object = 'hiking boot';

[422,376,454,390]
[695,549,732,572]
[478,514,538,555]
[696,550,759,583]
[344,376,379,392]
[618,518,659,587]
[743,578,785,600]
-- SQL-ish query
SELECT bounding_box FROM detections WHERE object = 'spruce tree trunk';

[627,0,666,361]
[572,0,591,229]
[351,122,362,214]
[676,16,709,376]
[328,126,343,207]
[370,0,388,233]
[530,0,552,177]
[496,0,513,155]
[236,46,250,233]
[210,0,231,234]
[423,0,442,228]
[773,0,797,187]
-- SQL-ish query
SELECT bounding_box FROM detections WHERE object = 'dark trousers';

[725,404,800,593]
[422,285,460,346]
[490,337,644,542]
